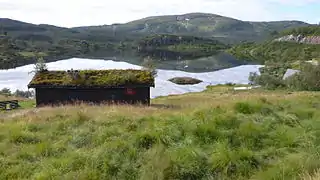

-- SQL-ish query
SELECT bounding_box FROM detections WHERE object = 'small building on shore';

[27,69,155,107]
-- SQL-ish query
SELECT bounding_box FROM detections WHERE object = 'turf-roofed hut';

[27,69,155,107]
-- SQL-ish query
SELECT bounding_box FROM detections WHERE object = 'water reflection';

[79,50,253,73]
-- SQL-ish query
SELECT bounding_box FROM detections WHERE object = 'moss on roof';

[28,69,155,87]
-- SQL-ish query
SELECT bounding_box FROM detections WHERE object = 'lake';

[0,58,262,98]
[77,51,254,73]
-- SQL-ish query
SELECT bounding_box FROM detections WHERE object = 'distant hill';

[1,13,310,44]
[0,13,312,69]
[74,13,310,44]
[0,18,129,69]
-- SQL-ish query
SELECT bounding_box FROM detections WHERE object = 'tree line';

[0,88,34,99]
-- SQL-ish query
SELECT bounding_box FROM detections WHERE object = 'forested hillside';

[136,34,229,60]
[0,13,312,69]
[280,25,320,36]
[0,35,126,69]
[227,25,320,65]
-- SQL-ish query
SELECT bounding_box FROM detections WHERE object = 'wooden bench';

[0,100,20,110]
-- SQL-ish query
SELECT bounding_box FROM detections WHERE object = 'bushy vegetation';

[28,69,155,87]
[249,63,320,91]
[281,25,320,36]
[168,77,203,85]
[0,88,34,99]
[0,87,319,179]
[227,41,320,64]
[285,63,320,91]
[227,26,320,65]
[248,63,290,90]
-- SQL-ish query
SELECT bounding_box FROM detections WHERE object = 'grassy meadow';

[0,86,320,180]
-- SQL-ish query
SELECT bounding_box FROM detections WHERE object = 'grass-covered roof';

[28,69,155,88]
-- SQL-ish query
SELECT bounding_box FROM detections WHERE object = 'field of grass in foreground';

[0,87,320,180]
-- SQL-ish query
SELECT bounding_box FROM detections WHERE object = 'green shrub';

[136,133,158,149]
[251,73,286,89]
[234,102,261,114]
[9,132,41,144]
[249,63,319,91]
[285,63,320,91]
[249,63,288,89]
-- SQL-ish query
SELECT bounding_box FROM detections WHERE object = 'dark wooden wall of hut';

[34,87,150,106]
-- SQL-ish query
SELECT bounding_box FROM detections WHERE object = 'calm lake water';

[0,57,262,98]
[79,51,253,73]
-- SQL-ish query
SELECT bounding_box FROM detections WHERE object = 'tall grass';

[0,89,319,179]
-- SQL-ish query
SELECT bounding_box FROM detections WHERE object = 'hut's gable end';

[28,69,155,88]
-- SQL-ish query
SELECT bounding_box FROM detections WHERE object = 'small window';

[125,88,136,95]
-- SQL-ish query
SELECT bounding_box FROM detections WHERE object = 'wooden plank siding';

[34,87,151,107]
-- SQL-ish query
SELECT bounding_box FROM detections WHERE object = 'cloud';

[268,0,319,6]
[0,0,319,27]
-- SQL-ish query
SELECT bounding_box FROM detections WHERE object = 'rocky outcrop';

[274,34,320,44]
[282,69,300,80]
[168,77,203,85]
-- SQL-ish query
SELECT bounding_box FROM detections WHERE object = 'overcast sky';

[0,0,319,27]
